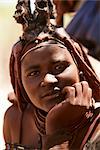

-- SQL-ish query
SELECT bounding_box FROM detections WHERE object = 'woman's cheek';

[58,66,79,85]
[22,78,34,97]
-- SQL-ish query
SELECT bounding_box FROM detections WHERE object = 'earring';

[79,71,85,81]
[41,81,45,87]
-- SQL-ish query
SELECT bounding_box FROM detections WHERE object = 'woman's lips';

[40,86,66,103]
[41,90,65,103]
[41,87,61,99]
[42,92,60,100]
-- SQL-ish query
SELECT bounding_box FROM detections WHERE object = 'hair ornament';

[13,0,55,41]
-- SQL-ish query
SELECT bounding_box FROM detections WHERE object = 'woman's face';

[21,42,80,112]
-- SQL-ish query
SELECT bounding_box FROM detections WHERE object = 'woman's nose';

[41,73,58,86]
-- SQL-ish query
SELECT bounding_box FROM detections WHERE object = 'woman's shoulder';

[3,103,36,129]
[3,104,22,142]
[3,103,36,130]
[3,103,38,144]
[4,104,21,122]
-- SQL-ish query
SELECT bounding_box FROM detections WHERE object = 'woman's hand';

[43,81,94,149]
[46,81,93,132]
[63,81,93,108]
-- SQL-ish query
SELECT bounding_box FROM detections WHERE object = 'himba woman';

[3,0,100,149]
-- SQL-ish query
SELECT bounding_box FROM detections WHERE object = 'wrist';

[69,109,94,148]
[42,130,72,149]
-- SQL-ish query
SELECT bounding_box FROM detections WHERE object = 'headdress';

[13,0,55,41]
[10,0,100,112]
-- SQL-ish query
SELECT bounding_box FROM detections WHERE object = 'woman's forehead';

[22,42,72,60]
[25,41,67,51]
[21,41,70,61]
[21,43,74,69]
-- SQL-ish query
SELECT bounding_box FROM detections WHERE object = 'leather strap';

[80,113,100,150]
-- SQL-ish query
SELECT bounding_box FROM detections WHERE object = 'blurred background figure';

[66,0,100,61]
[53,0,100,61]
[53,0,80,26]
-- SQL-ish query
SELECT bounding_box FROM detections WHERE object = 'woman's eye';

[54,64,65,73]
[28,70,40,77]
[55,65,63,70]
[53,63,69,74]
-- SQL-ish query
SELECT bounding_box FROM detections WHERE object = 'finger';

[81,81,90,108]
[88,88,93,108]
[81,81,89,98]
[73,82,82,98]
[86,88,92,109]
[73,83,82,105]
[62,86,75,104]
[91,98,95,108]
[81,81,92,108]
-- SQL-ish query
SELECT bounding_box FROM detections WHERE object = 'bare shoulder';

[4,104,21,123]
[3,104,22,142]
[3,104,37,143]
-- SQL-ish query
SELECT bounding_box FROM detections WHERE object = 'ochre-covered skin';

[3,0,100,149]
